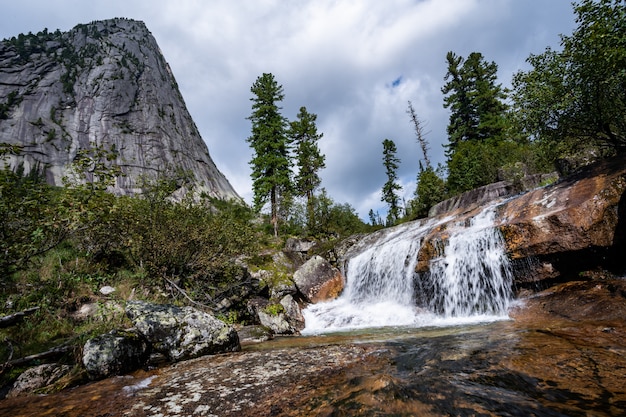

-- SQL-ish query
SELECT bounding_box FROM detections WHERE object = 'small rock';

[237,325,274,344]
[100,286,116,295]
[7,363,71,397]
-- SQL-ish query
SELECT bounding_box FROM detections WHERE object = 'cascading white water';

[302,204,513,334]
[421,207,513,318]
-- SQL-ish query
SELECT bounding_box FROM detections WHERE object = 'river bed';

[1,300,625,417]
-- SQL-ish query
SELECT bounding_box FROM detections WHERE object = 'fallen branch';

[163,277,215,311]
[6,345,71,368]
[0,307,40,329]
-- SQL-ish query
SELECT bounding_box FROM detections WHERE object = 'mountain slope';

[0,18,239,200]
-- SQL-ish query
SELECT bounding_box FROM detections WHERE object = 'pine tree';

[246,73,291,237]
[288,106,326,232]
[442,51,508,194]
[442,51,507,153]
[381,139,402,225]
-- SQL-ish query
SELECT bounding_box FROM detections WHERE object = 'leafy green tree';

[381,139,402,225]
[288,106,326,231]
[246,73,292,237]
[411,162,447,219]
[0,164,66,278]
[512,0,626,154]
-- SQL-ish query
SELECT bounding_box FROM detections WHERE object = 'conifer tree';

[246,73,291,237]
[442,51,507,152]
[442,51,508,194]
[381,138,402,225]
[288,106,325,232]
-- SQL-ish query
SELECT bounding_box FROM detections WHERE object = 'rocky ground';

[1,279,625,417]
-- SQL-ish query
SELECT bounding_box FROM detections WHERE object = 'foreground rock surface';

[3,280,625,416]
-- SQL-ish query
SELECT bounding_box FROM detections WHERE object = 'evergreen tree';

[246,73,291,237]
[411,162,447,219]
[442,51,508,193]
[288,106,326,231]
[442,51,508,152]
[381,139,402,225]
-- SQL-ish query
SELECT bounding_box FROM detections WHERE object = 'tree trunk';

[271,186,278,237]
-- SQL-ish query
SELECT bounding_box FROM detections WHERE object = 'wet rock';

[125,300,240,362]
[429,181,516,218]
[511,279,626,322]
[7,363,71,397]
[415,154,626,284]
[293,255,344,303]
[82,329,150,379]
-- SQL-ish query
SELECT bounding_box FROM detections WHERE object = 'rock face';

[293,255,345,303]
[0,19,239,200]
[125,300,240,362]
[415,154,626,285]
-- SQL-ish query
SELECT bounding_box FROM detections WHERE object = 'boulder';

[499,155,626,260]
[125,301,240,362]
[293,256,344,303]
[82,329,149,379]
[246,296,303,335]
[7,363,71,397]
[284,237,316,253]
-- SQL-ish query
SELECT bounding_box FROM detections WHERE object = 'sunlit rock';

[293,255,344,303]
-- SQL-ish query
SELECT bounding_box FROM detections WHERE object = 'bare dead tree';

[407,101,431,169]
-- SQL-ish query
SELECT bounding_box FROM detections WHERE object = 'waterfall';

[302,204,513,334]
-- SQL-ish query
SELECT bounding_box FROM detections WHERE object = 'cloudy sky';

[0,0,576,219]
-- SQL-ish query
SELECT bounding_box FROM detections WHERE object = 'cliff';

[0,18,239,200]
